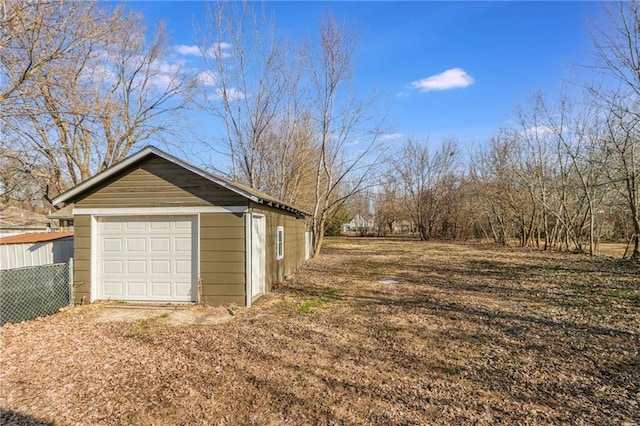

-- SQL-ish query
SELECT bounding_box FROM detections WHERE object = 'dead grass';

[1,237,639,425]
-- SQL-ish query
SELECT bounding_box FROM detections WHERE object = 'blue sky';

[129,1,605,166]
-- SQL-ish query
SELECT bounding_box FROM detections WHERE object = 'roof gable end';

[51,146,307,216]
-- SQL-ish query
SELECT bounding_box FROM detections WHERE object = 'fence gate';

[0,262,72,326]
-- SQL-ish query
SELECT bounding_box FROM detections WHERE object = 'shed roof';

[47,204,74,220]
[0,231,74,245]
[51,146,308,217]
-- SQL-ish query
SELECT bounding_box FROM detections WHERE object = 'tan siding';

[200,227,245,239]
[199,213,246,305]
[73,259,90,272]
[200,238,245,252]
[249,203,307,292]
[76,156,248,208]
[200,214,244,227]
[200,261,245,273]
[202,295,244,306]
[73,215,91,304]
[74,237,90,250]
[200,251,245,263]
[201,283,245,296]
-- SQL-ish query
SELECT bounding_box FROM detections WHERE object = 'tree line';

[1,1,638,260]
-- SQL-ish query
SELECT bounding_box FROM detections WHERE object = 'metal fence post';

[68,257,74,306]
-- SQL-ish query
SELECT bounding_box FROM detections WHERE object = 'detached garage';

[51,146,309,307]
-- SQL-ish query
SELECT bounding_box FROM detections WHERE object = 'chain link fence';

[0,262,72,326]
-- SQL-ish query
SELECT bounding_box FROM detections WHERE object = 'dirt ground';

[1,237,639,425]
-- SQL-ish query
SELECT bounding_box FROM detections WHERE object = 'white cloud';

[197,70,218,86]
[206,42,232,58]
[86,64,116,83]
[396,92,409,98]
[147,61,183,89]
[174,43,232,58]
[212,42,232,51]
[525,125,557,138]
[215,87,246,100]
[174,45,202,56]
[379,133,403,142]
[411,68,474,92]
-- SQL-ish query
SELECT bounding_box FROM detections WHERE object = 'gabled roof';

[51,146,308,217]
[0,231,73,245]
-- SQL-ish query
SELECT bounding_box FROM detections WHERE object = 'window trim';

[276,226,284,260]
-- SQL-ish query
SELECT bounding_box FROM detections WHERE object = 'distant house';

[392,219,414,234]
[51,145,309,307]
[342,215,375,235]
[0,205,55,236]
[47,204,74,232]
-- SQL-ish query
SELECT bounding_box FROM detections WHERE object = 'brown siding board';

[76,156,248,208]
[73,215,91,304]
[201,261,245,274]
[73,259,90,272]
[199,213,246,306]
[200,272,245,284]
[200,214,244,227]
[200,227,245,239]
[202,295,244,305]
[73,237,91,250]
[200,238,245,252]
[200,284,246,296]
[199,251,245,263]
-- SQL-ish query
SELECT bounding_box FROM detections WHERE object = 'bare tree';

[0,1,107,110]
[198,1,301,188]
[589,1,640,259]
[373,177,403,236]
[393,138,459,241]
[304,14,386,256]
[602,102,640,259]
[198,7,386,256]
[468,136,521,245]
[2,3,194,201]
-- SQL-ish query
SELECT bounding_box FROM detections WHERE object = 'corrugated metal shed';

[0,232,74,270]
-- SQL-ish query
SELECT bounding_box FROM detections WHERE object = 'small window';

[276,226,284,260]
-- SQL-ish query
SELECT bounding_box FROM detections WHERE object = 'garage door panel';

[127,260,146,274]
[151,282,171,296]
[150,221,170,230]
[102,221,123,231]
[150,260,170,274]
[175,260,191,274]
[174,237,191,253]
[103,238,122,252]
[127,282,147,296]
[175,282,192,297]
[104,282,123,297]
[125,221,146,231]
[127,238,146,252]
[150,238,170,252]
[174,220,191,230]
[98,215,196,302]
[103,260,123,274]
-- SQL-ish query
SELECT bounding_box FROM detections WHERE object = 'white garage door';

[97,215,197,302]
